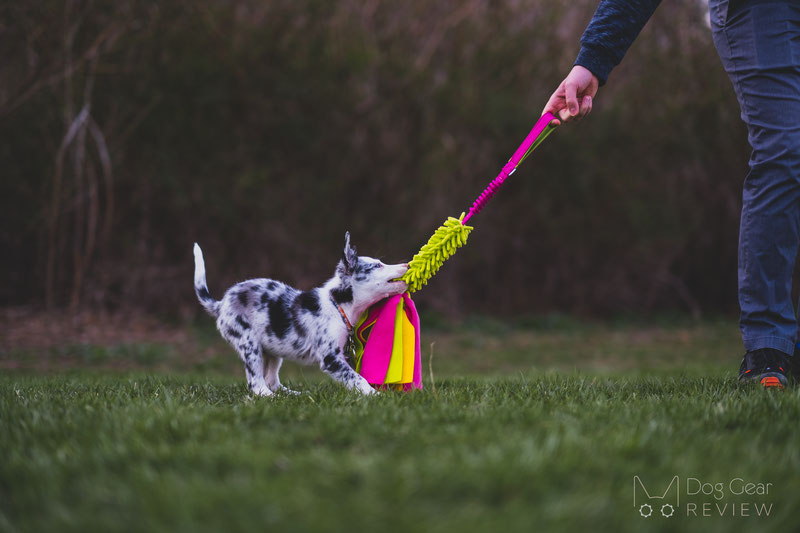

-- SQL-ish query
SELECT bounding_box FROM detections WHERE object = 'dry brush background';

[1,0,750,320]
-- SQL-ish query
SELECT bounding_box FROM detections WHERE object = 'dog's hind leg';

[319,350,376,395]
[264,355,300,395]
[237,343,272,396]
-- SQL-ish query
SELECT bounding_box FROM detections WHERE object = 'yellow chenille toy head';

[401,213,473,293]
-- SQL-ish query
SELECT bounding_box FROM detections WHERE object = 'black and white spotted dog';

[193,233,408,396]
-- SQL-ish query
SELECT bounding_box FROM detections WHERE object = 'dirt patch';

[1,307,191,350]
[0,307,231,373]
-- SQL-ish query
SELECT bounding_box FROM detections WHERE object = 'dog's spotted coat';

[194,233,408,396]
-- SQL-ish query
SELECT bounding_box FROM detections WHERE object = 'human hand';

[542,65,599,125]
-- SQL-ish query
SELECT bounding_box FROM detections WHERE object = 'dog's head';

[334,232,408,308]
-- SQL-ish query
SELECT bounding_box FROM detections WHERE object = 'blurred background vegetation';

[1,0,750,320]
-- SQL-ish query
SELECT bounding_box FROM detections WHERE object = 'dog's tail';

[193,243,221,318]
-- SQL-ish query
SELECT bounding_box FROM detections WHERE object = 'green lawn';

[1,318,798,532]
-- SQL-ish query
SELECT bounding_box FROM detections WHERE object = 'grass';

[1,317,798,532]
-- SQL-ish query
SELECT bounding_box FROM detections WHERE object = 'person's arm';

[576,0,662,86]
[543,0,663,124]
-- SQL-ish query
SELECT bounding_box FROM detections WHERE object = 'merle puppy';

[193,233,408,396]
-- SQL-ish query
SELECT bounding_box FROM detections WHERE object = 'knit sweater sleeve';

[575,0,663,86]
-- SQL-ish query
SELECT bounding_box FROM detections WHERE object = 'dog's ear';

[341,231,358,275]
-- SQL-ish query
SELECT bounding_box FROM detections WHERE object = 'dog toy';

[402,112,557,292]
[352,293,422,391]
[351,113,558,390]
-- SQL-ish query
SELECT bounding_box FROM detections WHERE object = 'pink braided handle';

[462,112,556,224]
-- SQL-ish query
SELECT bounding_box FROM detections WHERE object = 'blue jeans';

[710,0,800,356]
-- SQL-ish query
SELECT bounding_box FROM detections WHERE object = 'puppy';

[193,233,408,395]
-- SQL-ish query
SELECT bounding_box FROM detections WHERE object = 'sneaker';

[738,348,792,389]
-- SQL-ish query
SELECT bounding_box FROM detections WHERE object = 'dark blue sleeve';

[575,0,663,85]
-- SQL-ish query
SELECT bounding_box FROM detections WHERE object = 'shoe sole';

[739,372,788,390]
[760,375,785,389]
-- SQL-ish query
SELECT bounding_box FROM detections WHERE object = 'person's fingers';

[578,95,593,119]
[542,94,564,125]
[541,84,565,116]
[565,81,579,116]
[543,65,600,125]
[541,99,560,117]
[541,112,562,126]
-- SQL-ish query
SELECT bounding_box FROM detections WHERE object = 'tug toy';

[402,112,557,292]
[353,112,558,390]
[352,293,422,391]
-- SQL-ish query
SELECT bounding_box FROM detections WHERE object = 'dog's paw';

[251,385,274,397]
[359,384,379,396]
[277,386,302,396]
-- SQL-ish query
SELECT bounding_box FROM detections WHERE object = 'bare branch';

[89,118,114,243]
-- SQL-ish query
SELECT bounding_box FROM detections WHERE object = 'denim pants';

[710,0,800,356]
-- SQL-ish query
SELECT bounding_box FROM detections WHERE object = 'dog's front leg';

[319,351,376,395]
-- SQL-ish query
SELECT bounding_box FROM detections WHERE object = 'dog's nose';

[402,263,409,268]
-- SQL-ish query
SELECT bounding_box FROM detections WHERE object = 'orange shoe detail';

[760,376,784,389]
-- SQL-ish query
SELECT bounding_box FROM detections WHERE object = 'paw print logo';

[639,504,653,518]
[661,503,675,518]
